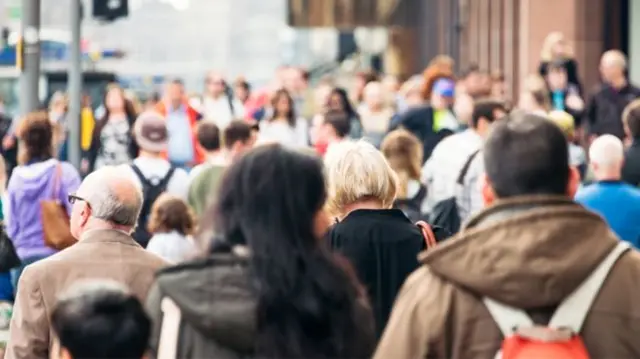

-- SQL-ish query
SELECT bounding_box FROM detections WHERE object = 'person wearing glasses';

[5,166,167,359]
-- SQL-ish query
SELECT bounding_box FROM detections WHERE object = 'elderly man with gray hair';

[5,166,168,359]
[576,134,640,248]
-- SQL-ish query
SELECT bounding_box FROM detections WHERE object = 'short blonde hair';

[324,140,397,216]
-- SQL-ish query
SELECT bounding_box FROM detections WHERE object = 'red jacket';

[155,101,205,165]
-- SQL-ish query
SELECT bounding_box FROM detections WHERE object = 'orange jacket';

[155,101,205,165]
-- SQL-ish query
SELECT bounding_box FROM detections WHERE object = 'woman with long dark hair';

[146,144,375,358]
[259,89,309,147]
[327,87,363,139]
[83,84,138,173]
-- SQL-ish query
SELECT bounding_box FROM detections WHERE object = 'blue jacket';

[575,180,640,247]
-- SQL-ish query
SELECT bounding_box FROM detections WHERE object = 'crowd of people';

[0,30,638,358]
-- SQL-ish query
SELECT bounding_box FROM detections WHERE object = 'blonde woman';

[324,140,431,338]
[538,31,582,93]
[381,129,426,221]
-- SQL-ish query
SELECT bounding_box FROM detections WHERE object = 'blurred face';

[166,83,184,102]
[383,76,400,94]
[328,93,345,112]
[235,85,249,103]
[364,85,384,109]
[464,72,482,93]
[491,81,506,99]
[105,88,125,111]
[552,40,566,57]
[275,95,291,117]
[206,75,225,97]
[518,92,537,112]
[315,85,332,111]
[453,94,474,125]
[547,68,568,90]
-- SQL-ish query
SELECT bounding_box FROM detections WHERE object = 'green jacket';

[188,165,226,217]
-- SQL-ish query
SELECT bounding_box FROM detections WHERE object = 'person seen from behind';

[48,92,69,161]
[310,110,351,156]
[6,166,167,359]
[146,194,197,264]
[422,99,506,218]
[188,122,225,182]
[50,281,151,359]
[84,84,139,174]
[258,89,309,147]
[0,155,13,304]
[381,129,427,222]
[188,120,256,217]
[586,50,640,141]
[146,144,375,358]
[156,79,204,170]
[622,99,640,186]
[124,111,189,247]
[375,112,640,359]
[575,135,640,247]
[324,140,435,337]
[7,112,81,292]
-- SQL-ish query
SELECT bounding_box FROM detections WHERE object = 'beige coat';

[374,196,640,359]
[5,229,168,359]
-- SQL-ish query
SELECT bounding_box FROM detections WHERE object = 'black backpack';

[429,150,480,235]
[394,184,428,223]
[130,164,176,248]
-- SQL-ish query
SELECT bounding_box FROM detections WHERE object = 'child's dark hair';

[147,194,196,236]
[51,281,151,359]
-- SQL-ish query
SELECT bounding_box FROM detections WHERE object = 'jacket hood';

[421,196,618,308]
[12,159,58,197]
[155,251,256,354]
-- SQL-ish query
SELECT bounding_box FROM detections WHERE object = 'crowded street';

[0,0,639,358]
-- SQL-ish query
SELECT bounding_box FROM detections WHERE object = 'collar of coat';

[419,195,619,308]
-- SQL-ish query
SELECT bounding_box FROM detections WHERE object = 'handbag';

[41,162,76,250]
[0,225,20,272]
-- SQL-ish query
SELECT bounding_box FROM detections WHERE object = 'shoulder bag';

[41,162,76,250]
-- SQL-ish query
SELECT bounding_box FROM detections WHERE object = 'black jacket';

[585,83,640,139]
[390,105,454,163]
[326,209,425,337]
[547,85,585,126]
[623,139,640,187]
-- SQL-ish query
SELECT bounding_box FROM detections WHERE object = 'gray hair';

[82,168,143,227]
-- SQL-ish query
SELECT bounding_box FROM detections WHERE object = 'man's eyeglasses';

[68,194,91,209]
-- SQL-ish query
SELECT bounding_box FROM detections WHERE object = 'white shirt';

[146,231,197,264]
[202,95,245,129]
[259,118,309,148]
[123,157,190,200]
[422,129,483,212]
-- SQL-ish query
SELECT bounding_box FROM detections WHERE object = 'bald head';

[78,166,143,227]
[601,50,627,69]
[589,135,624,180]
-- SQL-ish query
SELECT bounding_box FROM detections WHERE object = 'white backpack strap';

[549,241,630,332]
[483,297,534,337]
[157,297,182,359]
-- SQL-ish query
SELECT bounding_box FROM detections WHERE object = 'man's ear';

[567,166,581,198]
[480,173,496,207]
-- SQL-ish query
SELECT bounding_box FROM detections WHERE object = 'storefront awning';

[287,0,416,28]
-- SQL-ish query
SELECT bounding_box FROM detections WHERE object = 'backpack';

[130,164,176,248]
[429,150,480,234]
[483,242,629,359]
[395,184,427,223]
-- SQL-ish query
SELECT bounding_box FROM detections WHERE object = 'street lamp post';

[20,0,41,115]
[68,0,82,169]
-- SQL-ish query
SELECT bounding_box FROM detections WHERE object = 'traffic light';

[93,0,129,21]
